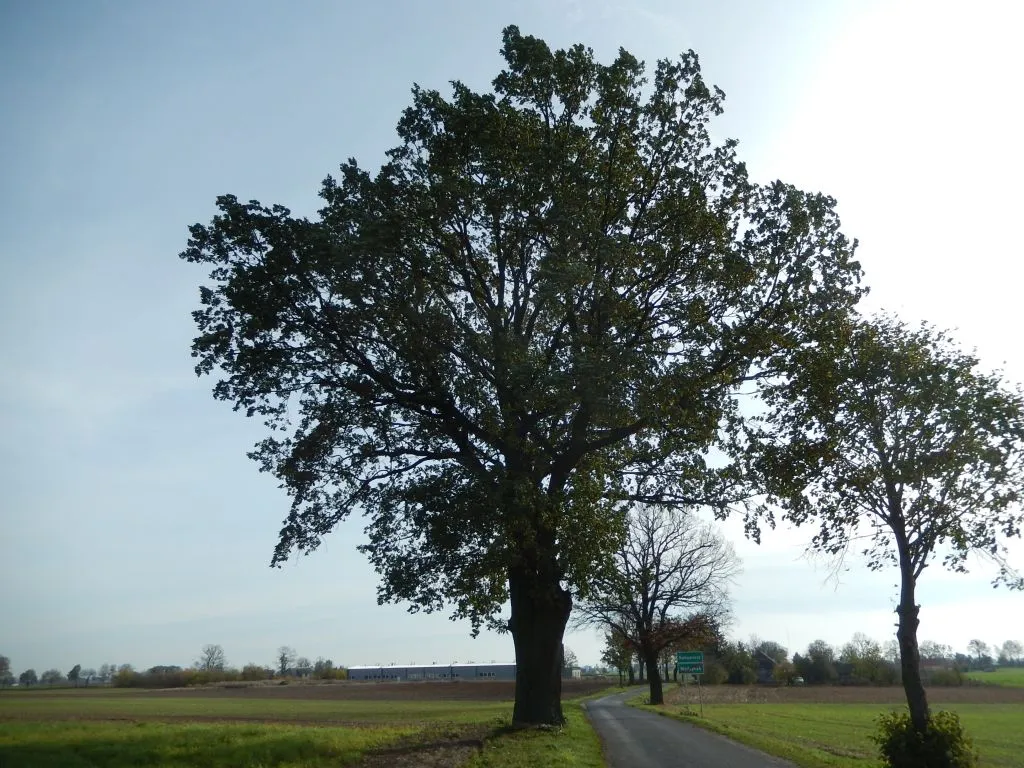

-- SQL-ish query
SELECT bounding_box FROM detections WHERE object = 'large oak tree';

[181,27,863,725]
[750,315,1024,734]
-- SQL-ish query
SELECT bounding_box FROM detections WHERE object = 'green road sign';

[676,651,704,675]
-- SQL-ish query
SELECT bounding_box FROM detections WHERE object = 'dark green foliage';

[701,661,728,685]
[751,315,1024,590]
[39,669,64,686]
[717,641,757,684]
[924,668,966,687]
[872,710,977,768]
[793,645,838,685]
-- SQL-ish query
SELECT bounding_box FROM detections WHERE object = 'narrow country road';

[584,690,795,768]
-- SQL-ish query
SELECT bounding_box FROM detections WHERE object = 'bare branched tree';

[276,646,296,676]
[197,644,226,672]
[574,506,739,704]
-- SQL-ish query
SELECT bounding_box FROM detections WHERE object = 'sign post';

[676,651,705,716]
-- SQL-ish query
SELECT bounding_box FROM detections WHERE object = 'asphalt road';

[584,690,796,768]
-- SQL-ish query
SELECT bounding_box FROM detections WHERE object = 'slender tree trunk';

[637,652,644,681]
[645,649,664,705]
[508,565,571,727]
[896,551,930,733]
[627,663,635,685]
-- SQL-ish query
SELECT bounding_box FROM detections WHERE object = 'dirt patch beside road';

[137,678,611,701]
[663,683,1024,706]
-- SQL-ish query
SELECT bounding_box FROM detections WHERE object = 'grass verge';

[467,701,605,768]
[636,700,1021,768]
[966,667,1024,688]
[0,720,419,768]
[0,687,615,767]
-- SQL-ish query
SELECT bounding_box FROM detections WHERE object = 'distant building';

[347,662,516,681]
[754,651,777,683]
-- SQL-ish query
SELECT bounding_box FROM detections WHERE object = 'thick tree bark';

[508,565,572,727]
[644,648,664,705]
[896,551,930,733]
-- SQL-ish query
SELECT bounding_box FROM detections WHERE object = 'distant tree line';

[0,646,348,689]
[596,634,1023,688]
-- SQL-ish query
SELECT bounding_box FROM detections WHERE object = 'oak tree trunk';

[896,552,930,733]
[644,649,664,705]
[508,565,571,727]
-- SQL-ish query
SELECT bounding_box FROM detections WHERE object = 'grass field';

[0,680,611,767]
[639,684,1024,768]
[967,667,1024,688]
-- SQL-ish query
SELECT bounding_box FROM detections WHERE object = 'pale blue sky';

[2,0,1021,675]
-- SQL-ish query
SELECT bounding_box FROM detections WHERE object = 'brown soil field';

[664,683,1024,705]
[125,678,614,701]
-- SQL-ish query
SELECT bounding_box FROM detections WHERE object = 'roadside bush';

[241,663,274,681]
[727,665,756,685]
[701,662,728,685]
[772,662,795,685]
[925,668,965,687]
[872,710,977,768]
[112,666,142,687]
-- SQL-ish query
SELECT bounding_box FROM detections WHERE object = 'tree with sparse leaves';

[998,639,1022,665]
[967,640,989,664]
[560,646,578,670]
[752,639,788,664]
[197,644,226,672]
[40,669,64,686]
[276,646,296,676]
[601,629,633,685]
[573,506,737,704]
[180,27,862,725]
[749,314,1024,737]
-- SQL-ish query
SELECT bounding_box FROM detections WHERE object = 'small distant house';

[754,651,776,683]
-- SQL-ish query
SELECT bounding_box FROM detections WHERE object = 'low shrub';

[871,710,977,768]
[925,668,965,687]
[701,662,728,685]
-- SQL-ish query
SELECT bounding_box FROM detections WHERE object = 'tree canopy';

[181,25,863,724]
